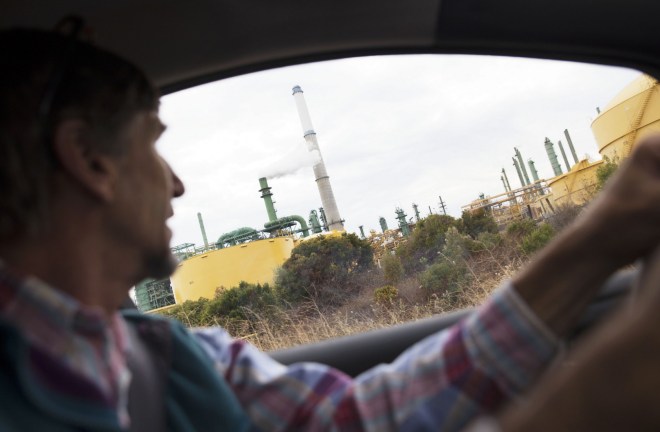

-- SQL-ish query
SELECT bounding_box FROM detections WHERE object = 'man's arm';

[192,283,559,432]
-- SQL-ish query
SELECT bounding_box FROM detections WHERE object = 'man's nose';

[171,169,185,197]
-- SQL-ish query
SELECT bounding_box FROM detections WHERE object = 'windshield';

[144,54,644,350]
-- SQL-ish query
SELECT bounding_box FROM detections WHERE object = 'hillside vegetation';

[159,207,579,351]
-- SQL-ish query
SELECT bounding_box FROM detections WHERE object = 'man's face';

[106,110,184,280]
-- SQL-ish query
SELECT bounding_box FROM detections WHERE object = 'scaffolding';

[135,278,176,312]
[461,181,552,226]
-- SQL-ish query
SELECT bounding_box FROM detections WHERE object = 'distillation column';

[292,85,344,231]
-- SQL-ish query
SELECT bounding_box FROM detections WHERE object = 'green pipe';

[259,177,278,222]
[264,215,310,237]
[216,227,259,247]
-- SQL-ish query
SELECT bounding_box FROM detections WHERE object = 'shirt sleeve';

[191,282,559,432]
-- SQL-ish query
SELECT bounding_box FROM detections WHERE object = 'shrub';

[381,253,404,284]
[506,218,537,239]
[275,233,374,305]
[396,214,456,273]
[458,209,498,239]
[596,155,619,192]
[419,260,469,302]
[204,282,279,323]
[468,231,503,252]
[546,204,583,233]
[374,285,398,304]
[521,223,555,255]
[158,297,209,327]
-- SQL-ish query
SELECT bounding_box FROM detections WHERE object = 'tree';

[275,233,374,305]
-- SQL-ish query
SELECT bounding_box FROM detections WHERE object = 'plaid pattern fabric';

[0,265,132,428]
[193,284,559,432]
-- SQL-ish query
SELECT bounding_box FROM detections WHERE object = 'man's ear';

[51,119,119,202]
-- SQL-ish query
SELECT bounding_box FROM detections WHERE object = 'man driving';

[2,27,659,431]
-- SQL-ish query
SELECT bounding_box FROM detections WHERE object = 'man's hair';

[0,29,159,240]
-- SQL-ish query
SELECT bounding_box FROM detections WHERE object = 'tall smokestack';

[292,86,344,231]
[197,212,209,249]
[513,157,525,188]
[515,148,531,185]
[501,175,509,192]
[545,137,563,176]
[564,129,579,165]
[259,177,278,222]
[558,140,571,171]
[501,168,512,192]
[528,159,540,182]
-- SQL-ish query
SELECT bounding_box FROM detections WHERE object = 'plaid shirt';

[0,263,557,431]
[193,284,558,431]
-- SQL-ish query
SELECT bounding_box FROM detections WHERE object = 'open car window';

[141,55,645,351]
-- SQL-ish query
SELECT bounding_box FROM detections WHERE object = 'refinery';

[136,75,660,312]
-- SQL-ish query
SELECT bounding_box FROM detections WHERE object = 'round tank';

[547,159,602,207]
[171,237,295,303]
[591,74,660,160]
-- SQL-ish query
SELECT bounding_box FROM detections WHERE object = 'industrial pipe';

[264,215,310,237]
[528,159,540,182]
[216,227,260,248]
[544,138,563,176]
[558,140,571,171]
[513,157,525,188]
[501,168,512,192]
[564,129,580,165]
[197,212,209,249]
[259,177,278,222]
[515,148,531,185]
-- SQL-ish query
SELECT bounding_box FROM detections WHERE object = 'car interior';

[3,0,659,377]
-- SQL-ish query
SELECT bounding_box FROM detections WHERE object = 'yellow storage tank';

[171,237,295,303]
[592,74,660,160]
[547,159,602,207]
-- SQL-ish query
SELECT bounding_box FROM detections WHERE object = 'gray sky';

[157,55,639,248]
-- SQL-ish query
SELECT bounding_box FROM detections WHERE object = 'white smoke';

[259,145,322,179]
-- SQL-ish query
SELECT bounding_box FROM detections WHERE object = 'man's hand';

[499,244,660,431]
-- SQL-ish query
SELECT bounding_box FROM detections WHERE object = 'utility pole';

[438,196,447,215]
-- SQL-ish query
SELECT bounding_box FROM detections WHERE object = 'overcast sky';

[157,54,639,248]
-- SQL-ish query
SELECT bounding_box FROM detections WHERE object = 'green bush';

[275,233,374,305]
[596,155,619,192]
[158,297,209,327]
[458,209,498,239]
[467,231,503,252]
[521,223,555,255]
[419,260,469,301]
[381,253,404,284]
[374,285,398,303]
[204,282,279,322]
[396,214,457,274]
[506,218,537,238]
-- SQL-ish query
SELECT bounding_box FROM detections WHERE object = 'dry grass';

[216,246,526,352]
